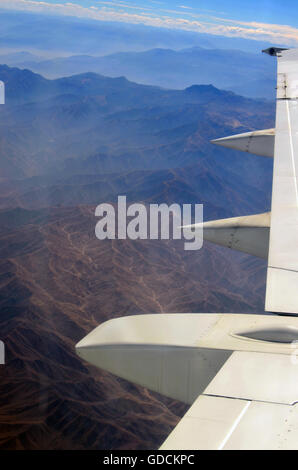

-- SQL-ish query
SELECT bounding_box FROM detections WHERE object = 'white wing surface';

[265,48,298,314]
[161,387,298,450]
[76,313,298,449]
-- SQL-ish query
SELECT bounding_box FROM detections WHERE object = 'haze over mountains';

[0,14,276,449]
[0,65,274,217]
[9,47,275,100]
[0,9,280,100]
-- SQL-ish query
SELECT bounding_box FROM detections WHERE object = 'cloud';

[0,0,298,45]
[95,1,154,12]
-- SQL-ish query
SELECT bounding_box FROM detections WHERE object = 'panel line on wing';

[286,99,298,205]
[218,401,251,450]
[203,393,294,406]
[267,265,298,273]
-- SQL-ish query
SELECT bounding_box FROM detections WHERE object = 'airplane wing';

[265,48,298,314]
[203,47,298,314]
[76,312,298,450]
[161,361,298,450]
[76,47,298,450]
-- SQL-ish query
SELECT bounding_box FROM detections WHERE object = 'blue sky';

[1,0,298,45]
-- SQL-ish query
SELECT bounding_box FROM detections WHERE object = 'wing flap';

[160,395,250,450]
[161,349,298,450]
[161,395,298,450]
[205,350,298,405]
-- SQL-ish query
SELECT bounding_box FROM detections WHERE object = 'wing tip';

[262,47,289,56]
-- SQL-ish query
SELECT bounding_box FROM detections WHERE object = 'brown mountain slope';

[0,205,266,450]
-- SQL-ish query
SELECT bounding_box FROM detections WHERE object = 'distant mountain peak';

[180,46,204,52]
[185,84,234,97]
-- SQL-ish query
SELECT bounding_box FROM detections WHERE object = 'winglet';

[262,47,288,56]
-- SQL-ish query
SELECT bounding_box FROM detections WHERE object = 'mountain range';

[0,65,274,219]
[3,46,276,99]
[0,64,274,449]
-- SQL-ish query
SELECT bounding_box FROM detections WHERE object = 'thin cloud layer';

[0,0,297,45]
